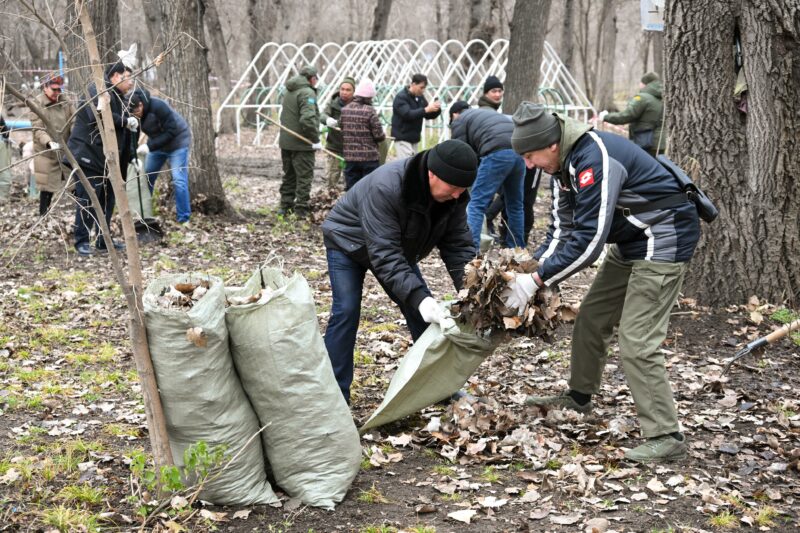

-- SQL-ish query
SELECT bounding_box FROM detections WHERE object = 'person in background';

[0,115,11,201]
[320,77,355,189]
[129,89,192,223]
[340,78,385,190]
[478,75,504,111]
[390,73,441,159]
[31,73,75,216]
[598,71,666,157]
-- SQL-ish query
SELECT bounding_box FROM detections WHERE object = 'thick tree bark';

[157,0,232,216]
[651,30,664,75]
[594,0,617,111]
[560,0,575,70]
[640,31,652,73]
[370,0,393,41]
[204,0,235,133]
[504,0,552,115]
[665,0,800,306]
[65,0,120,91]
[140,0,166,83]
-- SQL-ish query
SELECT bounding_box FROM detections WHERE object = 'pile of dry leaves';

[308,188,342,225]
[451,248,575,338]
[148,280,209,309]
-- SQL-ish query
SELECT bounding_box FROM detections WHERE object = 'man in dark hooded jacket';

[278,65,321,217]
[321,139,478,403]
[67,61,137,256]
[130,89,192,223]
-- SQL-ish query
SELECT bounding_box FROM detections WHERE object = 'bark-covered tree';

[665,0,800,305]
[65,0,121,91]
[652,31,664,75]
[560,0,575,70]
[157,0,232,215]
[504,0,552,114]
[594,0,617,111]
[204,0,235,133]
[370,0,393,41]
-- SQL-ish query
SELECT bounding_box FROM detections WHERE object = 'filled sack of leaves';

[225,267,361,510]
[126,159,154,220]
[143,273,280,506]
[360,318,498,433]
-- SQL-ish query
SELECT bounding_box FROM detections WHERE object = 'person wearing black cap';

[67,60,138,256]
[449,101,526,249]
[31,72,75,215]
[503,102,700,463]
[321,139,479,403]
[478,75,504,111]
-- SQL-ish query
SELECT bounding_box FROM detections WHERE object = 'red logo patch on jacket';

[578,168,595,188]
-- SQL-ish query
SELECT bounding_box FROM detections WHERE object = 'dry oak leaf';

[186,327,207,347]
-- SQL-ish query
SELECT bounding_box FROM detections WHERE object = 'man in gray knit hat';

[504,102,701,463]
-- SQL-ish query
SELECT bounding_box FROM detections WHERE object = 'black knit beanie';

[449,100,471,125]
[483,75,504,94]
[427,140,478,188]
[105,61,131,78]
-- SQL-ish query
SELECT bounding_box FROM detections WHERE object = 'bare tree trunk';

[560,0,575,69]
[641,31,652,73]
[65,0,121,91]
[665,0,800,306]
[157,0,233,216]
[576,0,593,101]
[466,0,495,63]
[594,0,617,111]
[652,31,664,76]
[370,0,393,41]
[22,32,44,69]
[447,0,470,42]
[246,0,278,124]
[204,0,235,133]
[141,0,166,84]
[504,0,552,114]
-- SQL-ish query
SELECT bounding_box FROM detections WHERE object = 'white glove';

[501,273,540,315]
[47,141,60,150]
[326,117,338,128]
[126,116,139,131]
[418,296,446,326]
[311,142,323,150]
[597,110,608,122]
[137,144,150,156]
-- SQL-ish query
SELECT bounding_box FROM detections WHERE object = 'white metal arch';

[217,39,595,147]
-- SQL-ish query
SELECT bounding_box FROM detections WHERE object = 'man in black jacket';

[130,89,192,223]
[322,139,478,403]
[390,74,441,159]
[67,61,137,256]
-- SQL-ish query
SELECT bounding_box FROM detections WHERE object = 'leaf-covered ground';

[1,133,798,532]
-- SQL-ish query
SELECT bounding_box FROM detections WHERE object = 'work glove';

[47,141,60,150]
[501,272,541,315]
[597,110,608,122]
[326,117,338,128]
[137,144,150,157]
[126,116,139,131]
[418,296,446,326]
[311,142,323,151]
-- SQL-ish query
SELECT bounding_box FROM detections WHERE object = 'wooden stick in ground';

[77,0,174,471]
[257,112,344,161]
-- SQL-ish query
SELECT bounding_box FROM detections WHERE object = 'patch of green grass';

[358,483,389,504]
[438,493,462,502]
[360,457,374,471]
[770,307,798,324]
[305,269,325,281]
[360,525,397,533]
[433,465,456,476]
[58,484,107,506]
[13,368,57,385]
[103,424,141,439]
[40,506,99,532]
[479,466,501,483]
[364,322,400,334]
[509,461,528,472]
[223,177,243,193]
[752,505,778,527]
[545,459,563,470]
[708,510,738,529]
[154,254,178,271]
[650,527,676,533]
[354,349,375,365]
[255,206,271,216]
[406,526,435,533]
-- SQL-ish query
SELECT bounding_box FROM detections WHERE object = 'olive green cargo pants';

[569,245,687,438]
[0,140,12,200]
[325,153,343,189]
[279,149,316,214]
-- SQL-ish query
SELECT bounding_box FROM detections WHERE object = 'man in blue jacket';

[390,74,441,159]
[449,101,526,249]
[130,89,192,223]
[67,61,137,256]
[504,102,700,463]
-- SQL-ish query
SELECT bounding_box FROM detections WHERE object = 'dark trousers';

[39,191,54,216]
[485,167,541,246]
[279,149,316,214]
[344,160,380,190]
[323,247,430,402]
[74,170,115,247]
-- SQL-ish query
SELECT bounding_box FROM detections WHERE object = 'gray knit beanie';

[510,102,561,154]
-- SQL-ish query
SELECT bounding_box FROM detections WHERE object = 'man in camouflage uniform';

[599,71,666,157]
[279,65,321,217]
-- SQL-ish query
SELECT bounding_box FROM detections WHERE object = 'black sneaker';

[95,239,125,253]
[74,242,94,256]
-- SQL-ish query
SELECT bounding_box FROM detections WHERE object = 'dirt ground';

[0,132,798,532]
